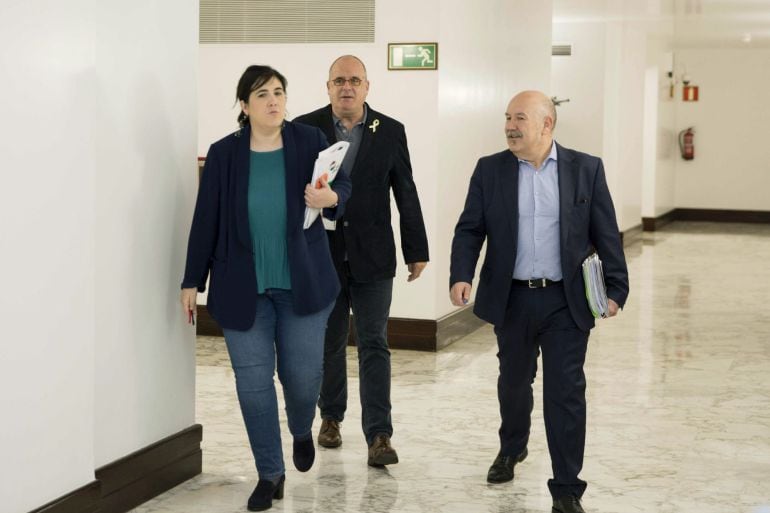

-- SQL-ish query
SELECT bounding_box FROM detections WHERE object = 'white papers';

[322,217,337,231]
[303,141,350,230]
[582,253,609,319]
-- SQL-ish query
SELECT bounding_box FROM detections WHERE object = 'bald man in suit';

[450,91,629,513]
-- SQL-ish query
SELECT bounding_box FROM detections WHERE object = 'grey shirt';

[332,104,368,176]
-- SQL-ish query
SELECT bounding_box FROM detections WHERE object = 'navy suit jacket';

[294,104,429,282]
[450,143,629,332]
[182,122,352,330]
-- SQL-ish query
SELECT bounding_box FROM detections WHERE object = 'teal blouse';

[247,149,291,293]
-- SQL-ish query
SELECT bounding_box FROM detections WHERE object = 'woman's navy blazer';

[181,121,352,330]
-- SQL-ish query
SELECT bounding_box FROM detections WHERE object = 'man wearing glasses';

[295,55,429,467]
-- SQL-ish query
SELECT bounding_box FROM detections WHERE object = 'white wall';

[642,39,677,218]
[197,2,440,157]
[434,0,553,318]
[552,8,648,232]
[0,2,96,511]
[93,0,198,466]
[553,2,770,219]
[0,0,197,510]
[612,22,646,230]
[550,21,607,158]
[198,0,553,320]
[673,49,770,210]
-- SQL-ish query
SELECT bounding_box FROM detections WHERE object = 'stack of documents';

[303,141,350,229]
[582,253,608,318]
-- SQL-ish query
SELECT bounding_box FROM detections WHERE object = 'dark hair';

[236,65,288,127]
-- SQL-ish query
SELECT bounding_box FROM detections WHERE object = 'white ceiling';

[553,0,770,49]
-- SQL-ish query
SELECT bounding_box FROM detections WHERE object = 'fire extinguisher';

[678,127,695,160]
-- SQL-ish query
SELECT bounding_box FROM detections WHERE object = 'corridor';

[136,222,770,513]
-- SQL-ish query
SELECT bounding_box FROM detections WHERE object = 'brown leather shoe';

[367,434,399,467]
[317,419,342,448]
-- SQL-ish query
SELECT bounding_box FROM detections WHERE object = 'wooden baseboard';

[349,309,486,352]
[643,208,770,230]
[436,305,487,351]
[198,305,486,352]
[196,304,223,337]
[95,424,203,513]
[642,208,677,231]
[620,223,643,247]
[674,208,770,223]
[29,425,202,513]
[378,317,437,351]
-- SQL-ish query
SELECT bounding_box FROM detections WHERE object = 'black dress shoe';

[486,447,528,483]
[247,475,285,511]
[552,495,586,513]
[293,437,315,472]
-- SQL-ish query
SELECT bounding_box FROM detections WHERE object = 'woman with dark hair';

[180,65,350,511]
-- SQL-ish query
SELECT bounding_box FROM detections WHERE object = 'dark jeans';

[319,269,393,446]
[494,283,590,499]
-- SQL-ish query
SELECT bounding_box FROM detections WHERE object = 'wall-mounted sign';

[388,43,438,70]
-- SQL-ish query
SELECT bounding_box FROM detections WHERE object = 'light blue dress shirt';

[512,142,562,281]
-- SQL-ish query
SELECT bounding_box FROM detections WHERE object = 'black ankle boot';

[247,475,285,511]
[293,437,315,472]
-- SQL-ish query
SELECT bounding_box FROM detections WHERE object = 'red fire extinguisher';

[679,127,695,160]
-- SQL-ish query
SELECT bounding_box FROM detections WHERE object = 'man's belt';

[512,278,562,289]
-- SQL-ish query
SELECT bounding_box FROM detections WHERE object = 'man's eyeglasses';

[330,77,364,87]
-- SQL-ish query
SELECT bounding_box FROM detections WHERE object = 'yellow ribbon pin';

[369,119,380,133]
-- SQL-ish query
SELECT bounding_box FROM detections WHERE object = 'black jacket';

[450,143,629,331]
[181,122,351,329]
[294,104,429,282]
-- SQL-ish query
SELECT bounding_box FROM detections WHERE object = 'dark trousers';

[318,264,393,446]
[494,282,590,499]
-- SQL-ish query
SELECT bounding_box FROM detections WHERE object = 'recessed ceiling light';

[742,33,752,44]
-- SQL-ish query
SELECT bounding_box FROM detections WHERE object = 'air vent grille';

[200,0,375,44]
[552,44,572,56]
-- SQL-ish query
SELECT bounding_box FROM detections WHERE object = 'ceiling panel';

[553,0,770,48]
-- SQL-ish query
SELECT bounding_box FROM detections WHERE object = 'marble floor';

[135,222,770,513]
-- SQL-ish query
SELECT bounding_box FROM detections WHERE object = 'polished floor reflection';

[135,222,770,513]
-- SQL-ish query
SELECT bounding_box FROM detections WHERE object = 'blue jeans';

[319,273,393,445]
[222,289,333,480]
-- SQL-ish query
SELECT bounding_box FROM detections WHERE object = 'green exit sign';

[388,43,438,70]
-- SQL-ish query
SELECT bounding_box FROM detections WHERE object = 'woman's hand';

[180,287,197,317]
[304,175,339,209]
